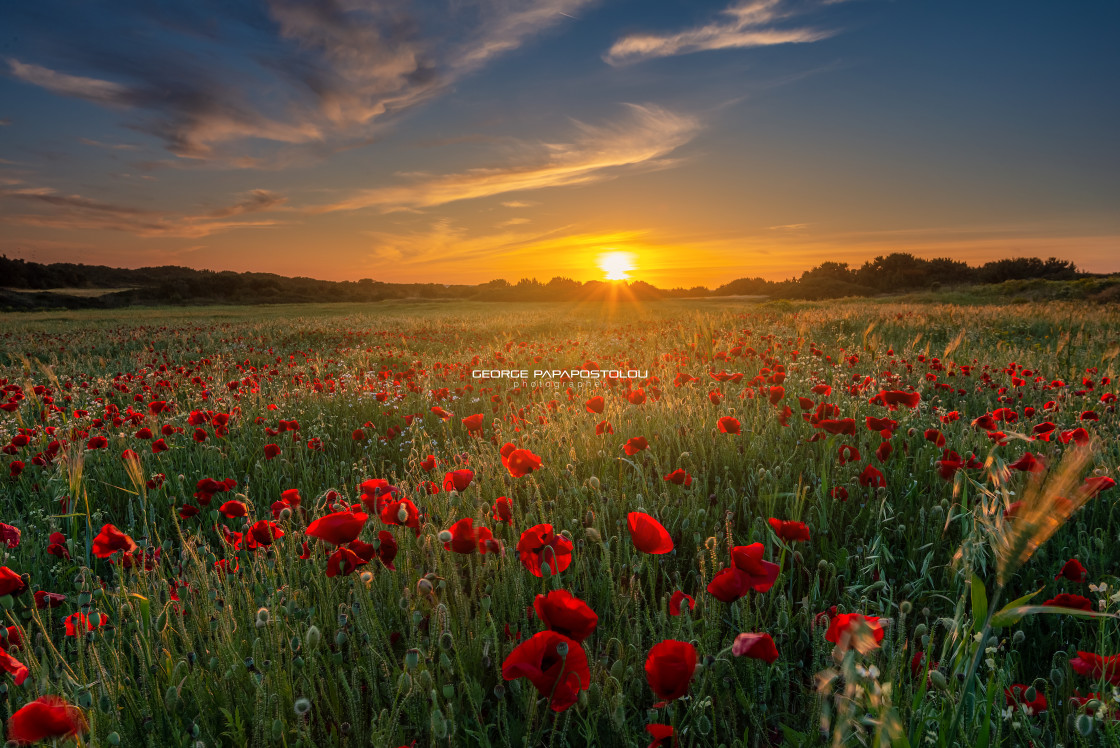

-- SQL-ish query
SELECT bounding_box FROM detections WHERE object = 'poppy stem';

[946,583,1002,745]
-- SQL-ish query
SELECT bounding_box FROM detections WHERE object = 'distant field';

[1,286,136,297]
[0,298,1118,747]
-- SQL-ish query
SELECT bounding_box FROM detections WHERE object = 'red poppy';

[623,437,649,456]
[585,396,604,414]
[245,520,284,549]
[1080,476,1116,499]
[380,499,421,536]
[1057,558,1087,582]
[533,590,598,642]
[34,591,65,609]
[0,647,28,685]
[768,518,810,543]
[596,420,614,435]
[825,613,884,650]
[358,478,402,513]
[0,523,19,549]
[645,640,696,704]
[923,428,945,447]
[646,724,677,748]
[376,530,398,570]
[669,591,694,616]
[706,544,780,602]
[420,455,437,472]
[306,511,368,546]
[875,390,921,409]
[816,418,857,436]
[443,469,474,492]
[86,436,108,450]
[837,444,861,465]
[443,518,494,554]
[663,469,692,486]
[64,612,108,637]
[1071,652,1120,685]
[492,496,513,524]
[263,443,281,460]
[732,632,779,664]
[831,486,849,501]
[859,464,886,488]
[1008,453,1045,473]
[218,500,247,519]
[517,524,573,577]
[502,631,590,712]
[1042,593,1092,611]
[717,417,741,435]
[627,512,674,554]
[6,696,86,744]
[326,547,367,577]
[1004,684,1047,714]
[462,414,485,433]
[91,524,136,559]
[503,448,542,478]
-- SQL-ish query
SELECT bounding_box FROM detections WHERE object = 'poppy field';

[1,298,1119,748]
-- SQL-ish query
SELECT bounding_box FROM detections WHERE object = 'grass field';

[1,297,1119,747]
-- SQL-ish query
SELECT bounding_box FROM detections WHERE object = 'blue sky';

[1,0,1117,286]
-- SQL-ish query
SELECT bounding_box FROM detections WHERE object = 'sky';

[1,0,1118,288]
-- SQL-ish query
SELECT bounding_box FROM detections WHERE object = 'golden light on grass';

[597,250,635,281]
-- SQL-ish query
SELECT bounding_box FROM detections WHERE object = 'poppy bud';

[589,476,600,491]
[294,697,311,716]
[256,607,269,627]
[1023,686,1037,703]
[929,671,948,690]
[437,530,453,543]
[398,672,411,690]
[585,528,602,543]
[555,641,569,657]
[1012,630,1026,645]
[108,733,121,746]
[417,578,433,595]
[1049,668,1063,688]
[360,571,373,584]
[479,596,491,614]
[439,632,454,651]
[899,601,912,615]
[279,508,291,521]
[430,708,448,739]
[397,505,409,524]
[1076,714,1093,736]
[305,626,321,649]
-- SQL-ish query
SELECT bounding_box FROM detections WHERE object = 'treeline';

[0,253,1097,309]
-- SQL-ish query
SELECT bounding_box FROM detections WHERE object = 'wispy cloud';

[605,0,832,65]
[0,186,286,237]
[314,103,699,212]
[4,0,592,166]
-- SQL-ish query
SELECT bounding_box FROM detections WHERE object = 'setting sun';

[598,251,635,281]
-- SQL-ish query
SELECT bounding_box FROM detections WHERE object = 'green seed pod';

[430,708,448,739]
[1023,686,1037,704]
[440,652,453,672]
[697,716,712,735]
[405,649,421,669]
[439,632,454,651]
[914,624,928,638]
[76,691,92,709]
[292,656,305,670]
[335,631,348,647]
[930,671,948,691]
[107,732,121,746]
[1076,713,1094,736]
[443,684,455,700]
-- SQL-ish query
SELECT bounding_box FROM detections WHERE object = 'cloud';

[497,217,531,227]
[768,223,809,230]
[605,0,832,65]
[501,200,535,208]
[5,0,591,165]
[314,103,699,212]
[0,186,286,237]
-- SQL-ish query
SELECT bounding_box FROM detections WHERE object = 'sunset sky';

[1,1,1118,288]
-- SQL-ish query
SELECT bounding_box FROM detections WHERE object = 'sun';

[598,251,635,281]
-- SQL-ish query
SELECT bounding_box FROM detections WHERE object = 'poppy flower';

[443,518,492,554]
[326,547,367,577]
[263,443,281,460]
[502,631,590,712]
[306,511,368,546]
[218,500,247,519]
[669,591,694,616]
[875,390,921,409]
[420,455,437,472]
[1004,684,1047,714]
[91,524,136,559]
[533,590,598,642]
[245,520,284,549]
[623,437,649,456]
[517,524,573,577]
[732,632,779,664]
[376,530,399,570]
[6,696,86,744]
[825,613,884,651]
[596,420,614,435]
[717,417,741,435]
[64,612,108,637]
[1070,652,1120,685]
[628,512,674,554]
[645,640,697,704]
[1042,593,1092,611]
[768,518,810,543]
[34,591,65,609]
[831,486,849,501]
[859,464,886,488]
[663,469,692,486]
[86,436,108,450]
[923,428,945,447]
[443,469,474,492]
[585,396,604,414]
[706,544,780,602]
[0,647,28,685]
[837,445,861,465]
[816,418,857,436]
[1080,476,1116,499]
[381,499,421,536]
[492,496,513,524]
[0,523,20,549]
[503,448,542,478]
[1056,558,1087,582]
[358,478,402,513]
[646,724,677,748]
[462,414,484,433]
[1008,453,1045,473]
